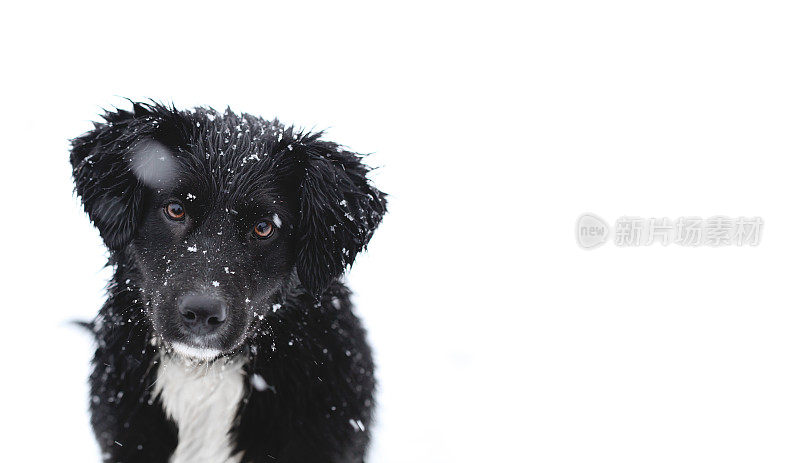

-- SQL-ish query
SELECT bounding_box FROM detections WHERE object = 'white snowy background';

[2,1,800,462]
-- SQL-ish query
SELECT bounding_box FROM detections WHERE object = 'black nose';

[177,294,227,335]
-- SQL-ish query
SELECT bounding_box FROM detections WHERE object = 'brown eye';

[165,202,185,220]
[254,220,274,238]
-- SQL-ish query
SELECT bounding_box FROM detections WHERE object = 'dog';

[70,102,386,462]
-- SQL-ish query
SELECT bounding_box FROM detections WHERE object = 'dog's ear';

[295,138,387,298]
[70,103,166,250]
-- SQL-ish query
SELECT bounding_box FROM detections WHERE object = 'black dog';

[71,102,386,462]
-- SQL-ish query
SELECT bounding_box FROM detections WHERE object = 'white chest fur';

[155,354,246,463]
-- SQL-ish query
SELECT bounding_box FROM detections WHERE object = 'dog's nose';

[177,294,227,335]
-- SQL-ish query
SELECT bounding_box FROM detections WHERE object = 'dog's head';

[71,102,386,360]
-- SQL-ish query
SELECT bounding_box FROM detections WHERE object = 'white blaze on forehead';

[272,213,282,228]
[129,139,178,187]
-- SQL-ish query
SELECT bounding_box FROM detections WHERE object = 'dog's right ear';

[70,104,161,250]
[292,137,387,298]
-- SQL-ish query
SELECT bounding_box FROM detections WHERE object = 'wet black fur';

[71,102,386,462]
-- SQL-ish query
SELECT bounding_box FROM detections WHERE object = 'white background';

[2,1,799,462]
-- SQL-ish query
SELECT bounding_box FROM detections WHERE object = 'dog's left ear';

[70,104,170,251]
[295,138,387,298]
[71,108,144,250]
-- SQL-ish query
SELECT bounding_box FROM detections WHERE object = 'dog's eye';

[254,220,274,238]
[165,202,186,220]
